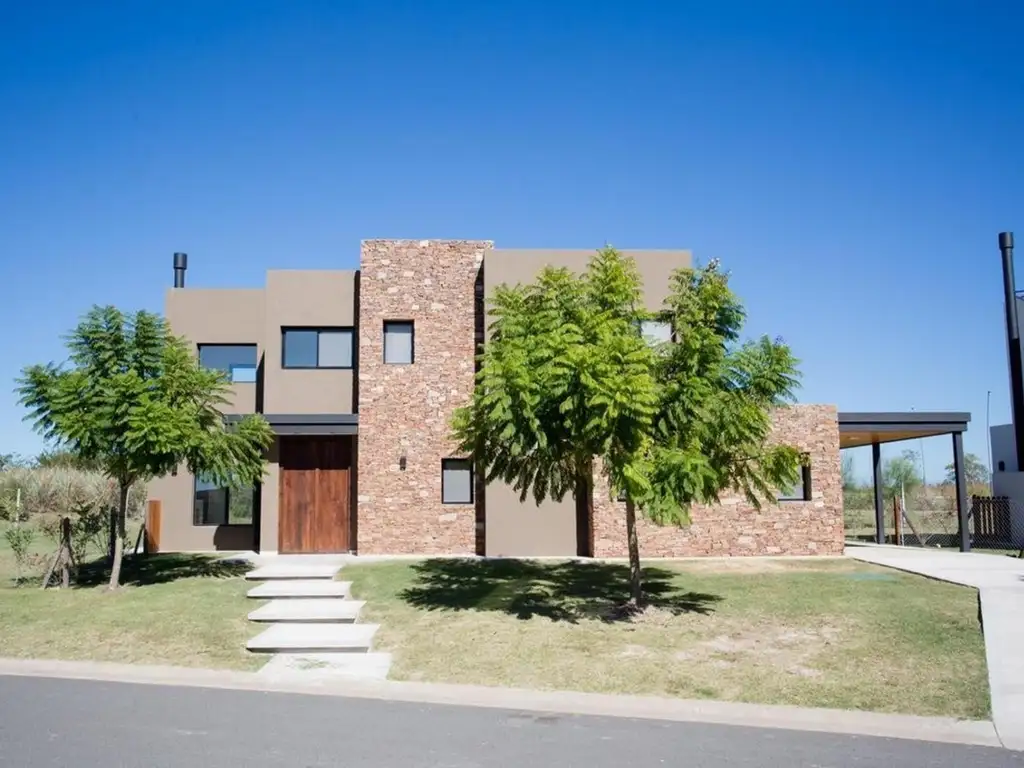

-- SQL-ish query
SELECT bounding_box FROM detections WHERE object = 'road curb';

[0,657,1007,749]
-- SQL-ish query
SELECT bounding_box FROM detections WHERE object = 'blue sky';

[1,1,1022,481]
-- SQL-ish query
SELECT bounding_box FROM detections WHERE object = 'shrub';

[3,524,36,583]
[0,467,146,559]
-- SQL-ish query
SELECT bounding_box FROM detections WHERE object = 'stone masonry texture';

[357,240,491,554]
[592,404,844,557]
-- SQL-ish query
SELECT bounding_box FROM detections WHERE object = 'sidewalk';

[846,544,1024,752]
[0,657,1006,749]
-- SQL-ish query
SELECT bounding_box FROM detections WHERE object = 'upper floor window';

[198,344,258,383]
[282,328,354,369]
[640,320,673,346]
[384,321,414,364]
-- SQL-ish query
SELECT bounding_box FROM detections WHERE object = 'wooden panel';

[278,437,352,553]
[145,500,161,554]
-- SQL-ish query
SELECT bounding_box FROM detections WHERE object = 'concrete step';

[247,580,352,599]
[257,652,392,681]
[245,563,342,581]
[247,622,378,653]
[247,599,364,623]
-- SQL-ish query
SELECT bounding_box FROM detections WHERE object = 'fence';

[969,496,1014,548]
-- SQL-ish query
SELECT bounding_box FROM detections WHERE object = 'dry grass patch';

[346,557,989,719]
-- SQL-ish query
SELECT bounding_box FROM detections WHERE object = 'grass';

[346,557,990,719]
[0,521,261,671]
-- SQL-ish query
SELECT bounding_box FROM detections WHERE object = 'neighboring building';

[148,240,854,558]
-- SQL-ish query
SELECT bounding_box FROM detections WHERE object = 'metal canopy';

[837,411,970,449]
[224,413,359,435]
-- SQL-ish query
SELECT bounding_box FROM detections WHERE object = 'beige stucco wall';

[263,270,356,415]
[481,248,693,557]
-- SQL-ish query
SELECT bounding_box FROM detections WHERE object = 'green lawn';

[346,557,990,719]
[0,521,261,671]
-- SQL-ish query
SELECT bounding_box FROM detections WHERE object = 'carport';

[838,411,973,551]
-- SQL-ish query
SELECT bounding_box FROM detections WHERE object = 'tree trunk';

[107,505,117,566]
[625,499,643,606]
[108,483,129,590]
[574,464,593,558]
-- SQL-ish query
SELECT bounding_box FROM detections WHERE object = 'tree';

[35,448,103,472]
[944,452,988,487]
[841,453,858,491]
[882,449,922,499]
[17,306,273,589]
[452,248,803,606]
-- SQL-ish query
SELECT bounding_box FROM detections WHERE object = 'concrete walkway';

[846,544,1024,751]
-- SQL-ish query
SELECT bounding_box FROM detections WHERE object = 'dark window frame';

[192,475,259,527]
[777,459,813,502]
[441,457,474,505]
[197,343,258,383]
[281,327,355,370]
[383,320,415,365]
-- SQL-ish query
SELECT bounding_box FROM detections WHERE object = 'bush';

[0,467,146,559]
[4,524,36,582]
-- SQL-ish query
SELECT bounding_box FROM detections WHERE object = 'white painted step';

[246,564,341,581]
[248,599,364,623]
[247,580,352,599]
[247,622,378,653]
[257,652,392,681]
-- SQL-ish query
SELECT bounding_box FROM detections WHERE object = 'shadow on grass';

[73,554,249,588]
[399,558,721,624]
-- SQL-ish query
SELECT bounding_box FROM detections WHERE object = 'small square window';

[282,328,353,369]
[442,458,473,504]
[778,461,812,502]
[640,320,673,345]
[384,321,414,364]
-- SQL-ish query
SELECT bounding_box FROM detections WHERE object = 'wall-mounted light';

[399,456,407,471]
[171,467,178,477]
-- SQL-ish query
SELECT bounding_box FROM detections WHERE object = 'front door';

[278,436,352,553]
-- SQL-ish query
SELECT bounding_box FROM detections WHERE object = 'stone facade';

[592,404,844,557]
[356,240,491,554]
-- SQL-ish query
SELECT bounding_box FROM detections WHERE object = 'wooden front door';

[278,436,352,554]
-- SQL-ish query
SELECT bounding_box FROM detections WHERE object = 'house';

[147,240,972,557]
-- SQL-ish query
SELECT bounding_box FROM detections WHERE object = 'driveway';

[0,675,1021,767]
[846,545,1024,751]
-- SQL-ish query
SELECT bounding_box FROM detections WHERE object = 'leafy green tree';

[944,452,989,487]
[882,449,922,498]
[17,306,273,589]
[453,248,803,606]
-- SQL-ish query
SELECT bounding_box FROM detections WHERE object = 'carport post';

[952,431,971,552]
[872,441,885,544]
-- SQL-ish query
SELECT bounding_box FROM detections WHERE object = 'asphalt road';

[0,675,1021,767]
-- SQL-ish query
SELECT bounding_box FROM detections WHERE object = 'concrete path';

[6,674,1023,768]
[0,658,1010,751]
[243,555,391,680]
[846,544,1024,752]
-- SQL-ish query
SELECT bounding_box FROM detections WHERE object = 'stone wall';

[356,240,491,554]
[592,404,844,557]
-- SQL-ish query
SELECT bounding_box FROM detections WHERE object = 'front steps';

[244,557,391,681]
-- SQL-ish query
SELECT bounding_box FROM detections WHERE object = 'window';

[640,320,673,345]
[442,458,473,504]
[198,344,257,383]
[282,328,353,369]
[384,321,414,364]
[193,475,256,525]
[778,461,812,502]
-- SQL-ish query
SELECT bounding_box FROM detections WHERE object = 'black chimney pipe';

[173,252,188,288]
[999,232,1024,470]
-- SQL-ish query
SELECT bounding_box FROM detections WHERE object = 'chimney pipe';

[999,232,1024,470]
[173,252,188,288]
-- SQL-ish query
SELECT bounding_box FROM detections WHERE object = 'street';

[0,675,1020,767]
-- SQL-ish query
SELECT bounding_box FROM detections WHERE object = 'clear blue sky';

[1,1,1022,482]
